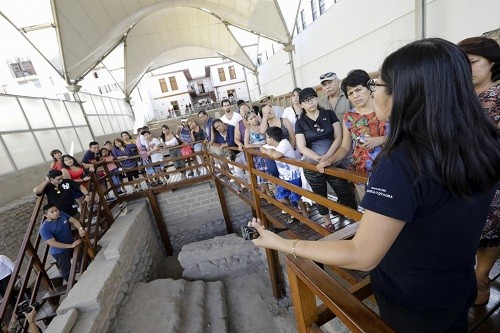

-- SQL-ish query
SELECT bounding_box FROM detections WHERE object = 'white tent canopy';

[11,0,294,97]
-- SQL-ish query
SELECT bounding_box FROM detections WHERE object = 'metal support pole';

[415,0,426,40]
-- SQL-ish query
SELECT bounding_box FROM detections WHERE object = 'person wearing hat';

[318,72,351,124]
[459,36,500,306]
[33,169,90,217]
[295,87,357,232]
[259,94,283,118]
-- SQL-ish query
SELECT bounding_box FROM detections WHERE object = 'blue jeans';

[52,250,73,282]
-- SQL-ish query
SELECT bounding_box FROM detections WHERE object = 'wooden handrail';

[286,255,395,333]
[0,171,115,326]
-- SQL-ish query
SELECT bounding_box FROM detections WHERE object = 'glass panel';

[0,139,15,174]
[0,95,29,131]
[125,116,134,130]
[87,116,104,137]
[92,95,106,114]
[117,116,126,130]
[46,99,72,126]
[118,100,126,113]
[19,98,54,129]
[65,101,86,125]
[2,132,44,169]
[75,127,94,152]
[57,128,83,155]
[99,116,113,134]
[109,116,120,133]
[110,99,121,114]
[81,93,97,114]
[102,98,114,114]
[33,130,64,161]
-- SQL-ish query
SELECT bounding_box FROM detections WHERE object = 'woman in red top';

[61,155,94,204]
[49,149,63,170]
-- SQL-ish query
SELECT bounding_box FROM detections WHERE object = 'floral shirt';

[344,111,386,173]
[479,83,500,126]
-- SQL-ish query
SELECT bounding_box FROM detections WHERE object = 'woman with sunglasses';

[250,38,499,332]
[295,87,357,231]
[317,69,386,200]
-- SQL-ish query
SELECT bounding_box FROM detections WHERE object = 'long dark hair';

[61,154,83,169]
[378,38,499,197]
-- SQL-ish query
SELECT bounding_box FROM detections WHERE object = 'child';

[141,130,164,186]
[39,204,86,282]
[261,127,308,223]
[100,148,125,195]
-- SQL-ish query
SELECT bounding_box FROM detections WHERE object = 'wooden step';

[41,285,67,302]
[35,301,58,324]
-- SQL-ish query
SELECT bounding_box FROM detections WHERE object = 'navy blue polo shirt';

[361,145,493,309]
[39,211,74,255]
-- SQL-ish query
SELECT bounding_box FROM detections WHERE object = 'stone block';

[45,308,78,333]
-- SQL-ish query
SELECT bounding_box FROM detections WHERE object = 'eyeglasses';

[313,123,324,132]
[301,96,317,104]
[319,72,337,80]
[367,78,388,92]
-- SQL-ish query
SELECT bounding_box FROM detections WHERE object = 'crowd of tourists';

[2,36,496,333]
[249,37,499,332]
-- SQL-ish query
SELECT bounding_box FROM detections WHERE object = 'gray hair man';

[318,72,351,123]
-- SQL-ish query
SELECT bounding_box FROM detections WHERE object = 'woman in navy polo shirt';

[250,38,500,332]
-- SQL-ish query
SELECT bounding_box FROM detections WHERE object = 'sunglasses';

[319,72,337,80]
[313,123,324,132]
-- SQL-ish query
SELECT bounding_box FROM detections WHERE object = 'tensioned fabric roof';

[49,0,294,97]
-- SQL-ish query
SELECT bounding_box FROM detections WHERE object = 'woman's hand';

[83,176,90,182]
[361,136,384,149]
[88,166,95,172]
[249,218,283,249]
[317,159,332,173]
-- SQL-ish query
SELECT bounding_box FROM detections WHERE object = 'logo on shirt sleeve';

[62,183,70,190]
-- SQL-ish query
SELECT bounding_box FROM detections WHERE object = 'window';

[8,59,36,78]
[218,68,226,82]
[319,0,326,15]
[311,1,318,21]
[198,82,205,93]
[169,76,178,90]
[159,78,168,93]
[300,10,306,30]
[228,66,236,80]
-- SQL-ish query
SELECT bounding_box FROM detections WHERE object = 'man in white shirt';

[220,99,243,126]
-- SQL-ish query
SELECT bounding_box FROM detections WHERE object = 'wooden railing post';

[286,258,320,333]
[147,191,174,256]
[244,149,286,299]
